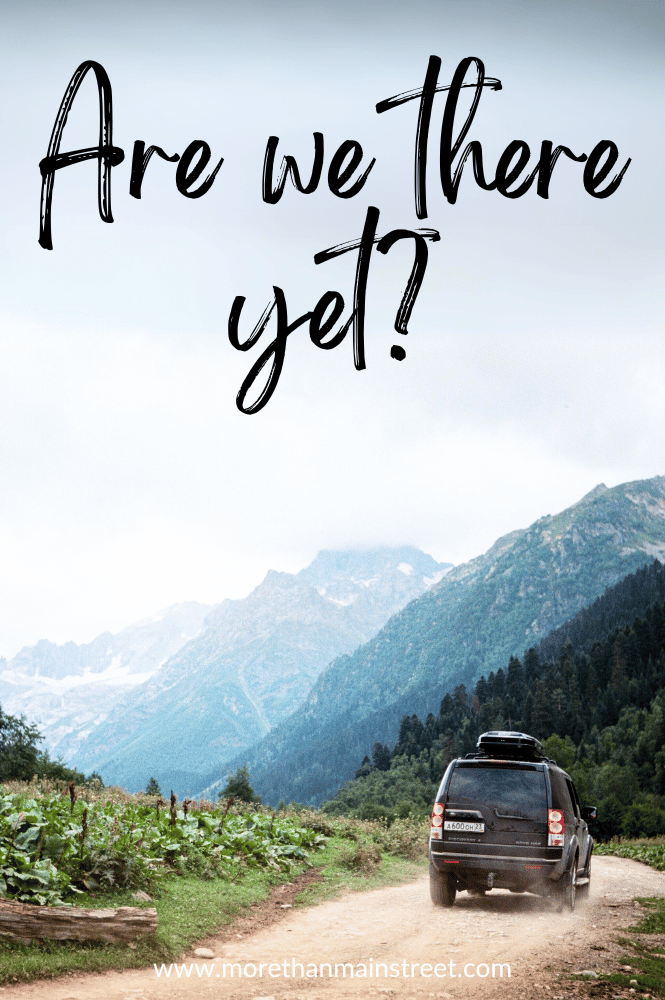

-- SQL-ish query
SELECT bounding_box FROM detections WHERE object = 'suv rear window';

[447,763,547,812]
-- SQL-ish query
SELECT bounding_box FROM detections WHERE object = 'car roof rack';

[473,730,547,761]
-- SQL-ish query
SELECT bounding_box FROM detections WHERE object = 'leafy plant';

[595,838,665,871]
[0,786,325,905]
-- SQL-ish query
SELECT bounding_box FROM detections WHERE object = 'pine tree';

[506,656,525,706]
[355,755,372,778]
[521,690,535,733]
[474,676,489,704]
[530,679,554,738]
[397,715,412,748]
[219,765,261,803]
[477,700,494,733]
[523,648,540,684]
[371,742,391,771]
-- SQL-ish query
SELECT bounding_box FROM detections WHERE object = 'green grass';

[628,896,665,935]
[0,821,427,985]
[604,929,665,1000]
[595,964,665,999]
[294,838,426,907]
[0,869,282,984]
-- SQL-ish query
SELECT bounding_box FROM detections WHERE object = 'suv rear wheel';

[429,859,457,907]
[557,856,578,912]
[577,853,591,900]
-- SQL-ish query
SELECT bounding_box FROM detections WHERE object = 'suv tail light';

[430,802,444,840]
[548,808,564,847]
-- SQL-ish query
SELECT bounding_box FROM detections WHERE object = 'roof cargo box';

[476,730,545,759]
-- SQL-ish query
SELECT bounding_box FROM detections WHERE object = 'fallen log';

[0,898,157,945]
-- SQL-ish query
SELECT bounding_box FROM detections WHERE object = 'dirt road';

[5,856,665,1000]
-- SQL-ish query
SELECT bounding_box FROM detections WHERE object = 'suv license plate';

[444,821,485,833]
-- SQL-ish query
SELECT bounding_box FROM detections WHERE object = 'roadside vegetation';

[596,837,665,871]
[575,895,665,999]
[0,778,323,905]
[0,777,427,984]
[562,838,665,997]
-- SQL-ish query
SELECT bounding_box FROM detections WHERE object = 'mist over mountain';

[214,476,665,806]
[64,547,450,793]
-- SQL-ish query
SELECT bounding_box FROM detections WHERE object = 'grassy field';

[0,786,427,985]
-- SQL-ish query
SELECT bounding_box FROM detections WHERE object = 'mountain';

[67,547,450,793]
[0,603,212,764]
[298,549,448,632]
[216,475,665,806]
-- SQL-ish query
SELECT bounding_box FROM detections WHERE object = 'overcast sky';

[0,0,662,658]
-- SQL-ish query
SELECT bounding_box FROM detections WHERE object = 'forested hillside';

[327,560,665,840]
[536,558,665,663]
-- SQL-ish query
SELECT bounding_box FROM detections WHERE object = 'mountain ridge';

[213,475,665,805]
[66,546,451,792]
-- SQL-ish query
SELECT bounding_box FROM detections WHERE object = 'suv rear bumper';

[430,845,562,892]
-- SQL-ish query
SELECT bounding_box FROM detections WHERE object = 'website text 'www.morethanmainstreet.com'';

[154,959,511,980]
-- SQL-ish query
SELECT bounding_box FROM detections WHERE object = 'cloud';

[0,0,661,655]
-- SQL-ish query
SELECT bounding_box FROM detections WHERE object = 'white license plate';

[444,821,485,833]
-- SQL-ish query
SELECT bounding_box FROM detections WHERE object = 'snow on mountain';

[0,602,212,761]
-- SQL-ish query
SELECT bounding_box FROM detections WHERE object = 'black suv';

[429,731,596,911]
